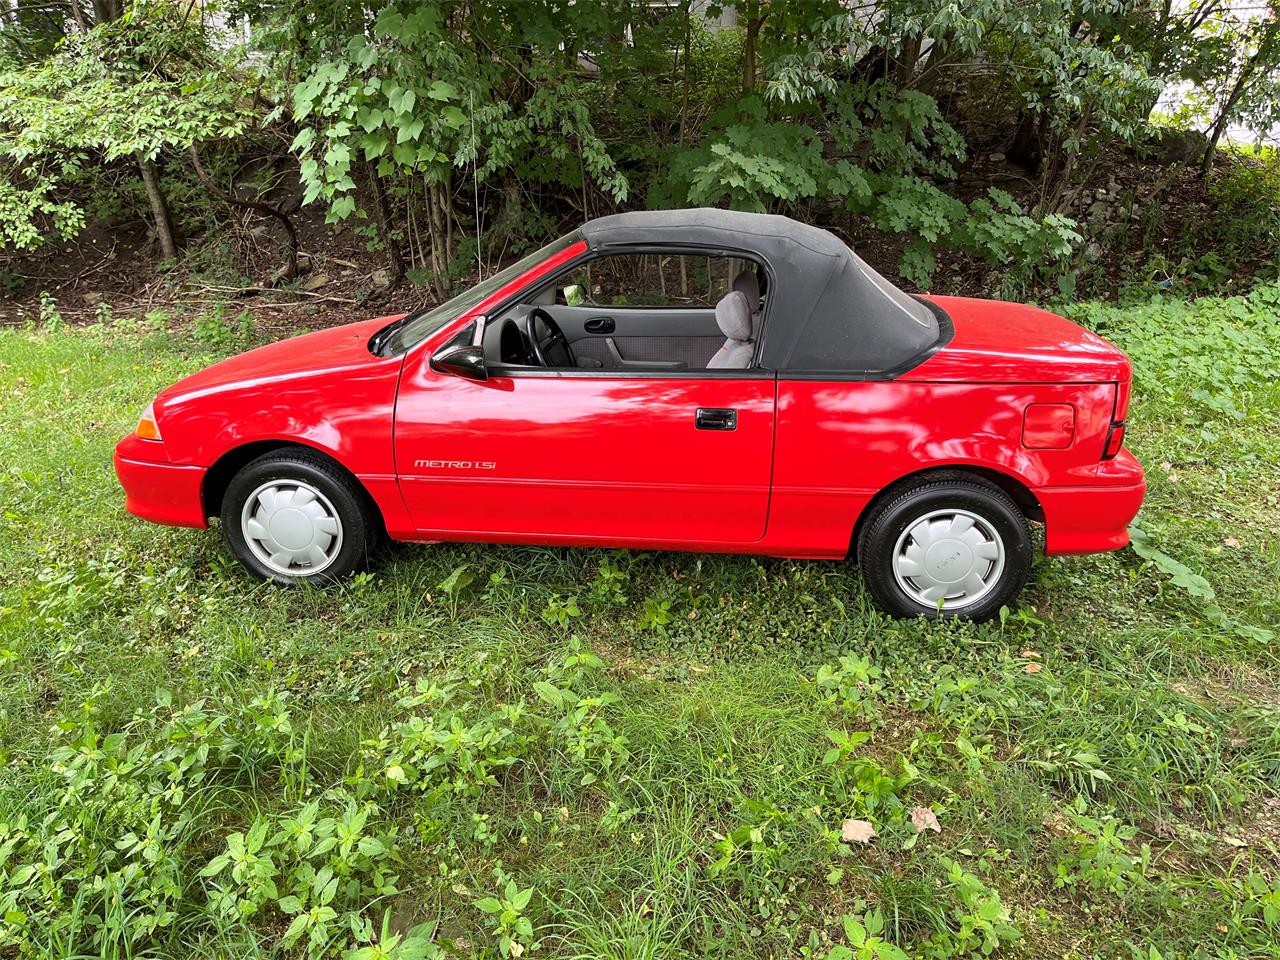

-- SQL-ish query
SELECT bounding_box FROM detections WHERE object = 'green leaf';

[428,79,457,101]
[532,681,564,708]
[396,118,425,144]
[438,564,475,597]
[282,913,310,943]
[841,915,867,944]
[475,896,503,914]
[392,88,417,116]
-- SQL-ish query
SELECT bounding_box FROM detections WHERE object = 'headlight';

[136,402,162,441]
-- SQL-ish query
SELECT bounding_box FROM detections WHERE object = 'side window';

[558,253,760,308]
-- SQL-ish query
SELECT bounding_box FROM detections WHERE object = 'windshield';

[374,231,584,356]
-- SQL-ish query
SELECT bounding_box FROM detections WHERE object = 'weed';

[1,285,1279,956]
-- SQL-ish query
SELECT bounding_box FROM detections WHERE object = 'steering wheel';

[527,308,576,368]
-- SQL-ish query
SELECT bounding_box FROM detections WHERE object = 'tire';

[221,449,380,586]
[857,477,1032,621]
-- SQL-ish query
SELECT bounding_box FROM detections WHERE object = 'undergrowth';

[0,287,1278,958]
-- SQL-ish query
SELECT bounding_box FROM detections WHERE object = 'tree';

[1199,6,1280,179]
[258,0,629,295]
[0,0,249,259]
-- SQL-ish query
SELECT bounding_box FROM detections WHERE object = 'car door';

[392,348,776,545]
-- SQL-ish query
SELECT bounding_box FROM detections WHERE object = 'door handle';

[584,316,615,334]
[695,407,737,431]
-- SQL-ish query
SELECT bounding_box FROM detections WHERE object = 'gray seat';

[706,290,754,369]
[732,269,763,330]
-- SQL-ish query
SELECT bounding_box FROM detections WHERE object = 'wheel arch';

[201,440,387,534]
[849,464,1043,561]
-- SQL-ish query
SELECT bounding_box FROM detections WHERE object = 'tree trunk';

[678,1,691,145]
[740,3,764,118]
[426,179,451,301]
[363,161,406,286]
[68,0,89,32]
[895,33,923,87]
[77,1,181,266]
[136,152,178,261]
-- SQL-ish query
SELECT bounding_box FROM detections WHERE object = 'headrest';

[732,269,761,310]
[715,290,752,342]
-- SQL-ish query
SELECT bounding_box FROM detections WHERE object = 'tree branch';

[189,143,299,282]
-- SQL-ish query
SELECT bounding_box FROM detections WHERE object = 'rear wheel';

[857,477,1031,621]
[221,450,379,585]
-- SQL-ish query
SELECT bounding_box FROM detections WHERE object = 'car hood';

[158,315,405,403]
[901,296,1130,383]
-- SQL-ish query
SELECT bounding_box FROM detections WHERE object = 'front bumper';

[1038,448,1146,555]
[113,434,209,529]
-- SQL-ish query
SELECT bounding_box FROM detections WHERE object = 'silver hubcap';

[892,509,1005,610]
[240,480,343,576]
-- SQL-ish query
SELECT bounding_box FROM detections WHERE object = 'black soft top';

[580,208,948,375]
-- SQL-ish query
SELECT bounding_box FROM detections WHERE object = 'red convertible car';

[115,209,1144,620]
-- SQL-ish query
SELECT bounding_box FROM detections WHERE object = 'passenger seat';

[706,291,754,369]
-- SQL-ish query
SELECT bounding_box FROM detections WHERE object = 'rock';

[82,291,103,304]
[988,152,1006,162]
[1141,127,1209,166]
[1084,241,1103,262]
[371,268,391,287]
[300,273,329,292]
[1088,201,1110,222]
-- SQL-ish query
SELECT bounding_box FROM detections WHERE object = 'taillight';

[1103,421,1125,459]
[1102,381,1131,460]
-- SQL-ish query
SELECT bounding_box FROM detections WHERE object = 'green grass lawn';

[1,288,1278,960]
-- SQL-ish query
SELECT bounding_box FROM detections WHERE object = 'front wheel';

[857,477,1032,621]
[221,450,379,586]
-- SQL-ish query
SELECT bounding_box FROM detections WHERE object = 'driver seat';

[706,290,753,369]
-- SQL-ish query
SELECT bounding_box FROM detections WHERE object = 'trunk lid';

[902,296,1131,383]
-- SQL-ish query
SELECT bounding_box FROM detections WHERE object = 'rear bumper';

[113,434,209,529]
[1038,448,1145,555]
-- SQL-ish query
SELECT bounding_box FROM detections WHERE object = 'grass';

[0,285,1278,959]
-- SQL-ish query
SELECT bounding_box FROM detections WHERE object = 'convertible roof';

[579,208,948,375]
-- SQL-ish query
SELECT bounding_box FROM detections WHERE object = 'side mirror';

[430,344,488,381]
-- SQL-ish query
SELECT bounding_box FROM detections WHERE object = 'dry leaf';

[1024,662,1042,674]
[841,819,876,844]
[1020,649,1041,659]
[1042,810,1072,836]
[1223,537,1241,548]
[911,806,941,834]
